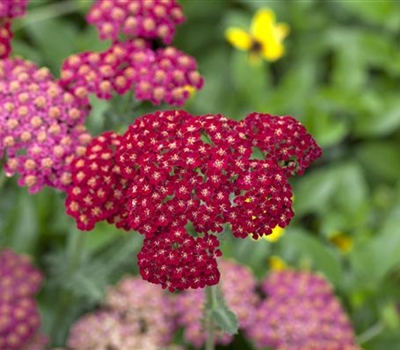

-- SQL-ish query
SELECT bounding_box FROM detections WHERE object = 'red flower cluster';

[0,0,28,58]
[65,131,128,230]
[87,0,185,44]
[0,249,45,350]
[66,110,321,290]
[139,230,221,291]
[59,41,203,106]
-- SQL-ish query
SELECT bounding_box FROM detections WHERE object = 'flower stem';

[205,285,217,350]
[51,229,86,343]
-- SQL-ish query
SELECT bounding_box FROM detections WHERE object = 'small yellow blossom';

[269,255,287,271]
[329,232,353,253]
[264,225,285,242]
[225,8,289,62]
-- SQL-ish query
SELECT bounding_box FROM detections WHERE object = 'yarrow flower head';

[175,259,259,347]
[87,0,185,44]
[225,8,289,62]
[68,276,179,350]
[0,248,45,350]
[0,58,92,193]
[247,269,361,350]
[0,0,29,58]
[66,110,321,290]
[59,41,203,107]
[59,0,203,107]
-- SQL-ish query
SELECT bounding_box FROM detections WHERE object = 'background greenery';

[1,0,400,349]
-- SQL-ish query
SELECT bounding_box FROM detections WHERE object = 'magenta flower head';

[0,0,29,58]
[0,248,44,350]
[87,0,185,44]
[68,276,178,350]
[247,269,361,350]
[175,259,259,347]
[66,110,321,291]
[59,41,203,107]
[0,58,92,193]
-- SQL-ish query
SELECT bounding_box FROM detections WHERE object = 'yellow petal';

[264,225,285,242]
[329,232,353,253]
[275,23,290,40]
[261,41,285,61]
[269,255,287,271]
[225,27,252,51]
[251,8,276,42]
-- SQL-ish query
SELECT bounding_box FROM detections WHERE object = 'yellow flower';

[264,225,285,242]
[329,232,353,253]
[225,8,289,62]
[269,255,287,271]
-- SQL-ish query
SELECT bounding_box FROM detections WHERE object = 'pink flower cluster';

[176,259,259,347]
[0,58,92,193]
[68,276,180,350]
[66,110,321,290]
[0,248,47,350]
[59,41,203,106]
[59,0,203,106]
[248,270,361,350]
[87,0,185,44]
[0,0,28,58]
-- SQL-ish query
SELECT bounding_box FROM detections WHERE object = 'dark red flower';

[138,228,221,291]
[66,110,321,290]
[65,131,129,231]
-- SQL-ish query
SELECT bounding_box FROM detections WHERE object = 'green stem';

[357,322,384,345]
[68,229,86,274]
[205,285,217,350]
[51,230,86,343]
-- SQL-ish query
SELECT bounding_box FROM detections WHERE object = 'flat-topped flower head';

[59,39,153,102]
[0,21,12,58]
[226,8,289,63]
[0,249,44,350]
[0,0,29,59]
[247,270,361,350]
[176,259,259,347]
[0,58,91,193]
[65,131,129,231]
[0,297,41,350]
[68,276,179,349]
[138,230,222,291]
[66,110,321,290]
[59,41,203,107]
[0,0,28,19]
[87,0,185,44]
[0,249,43,302]
[104,276,176,345]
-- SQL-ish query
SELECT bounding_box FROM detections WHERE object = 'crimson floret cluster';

[66,110,321,291]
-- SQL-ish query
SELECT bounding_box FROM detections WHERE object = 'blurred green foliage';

[1,0,400,349]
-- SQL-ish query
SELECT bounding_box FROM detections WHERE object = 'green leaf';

[356,141,400,182]
[210,286,239,335]
[281,229,343,285]
[350,205,400,288]
[26,18,78,74]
